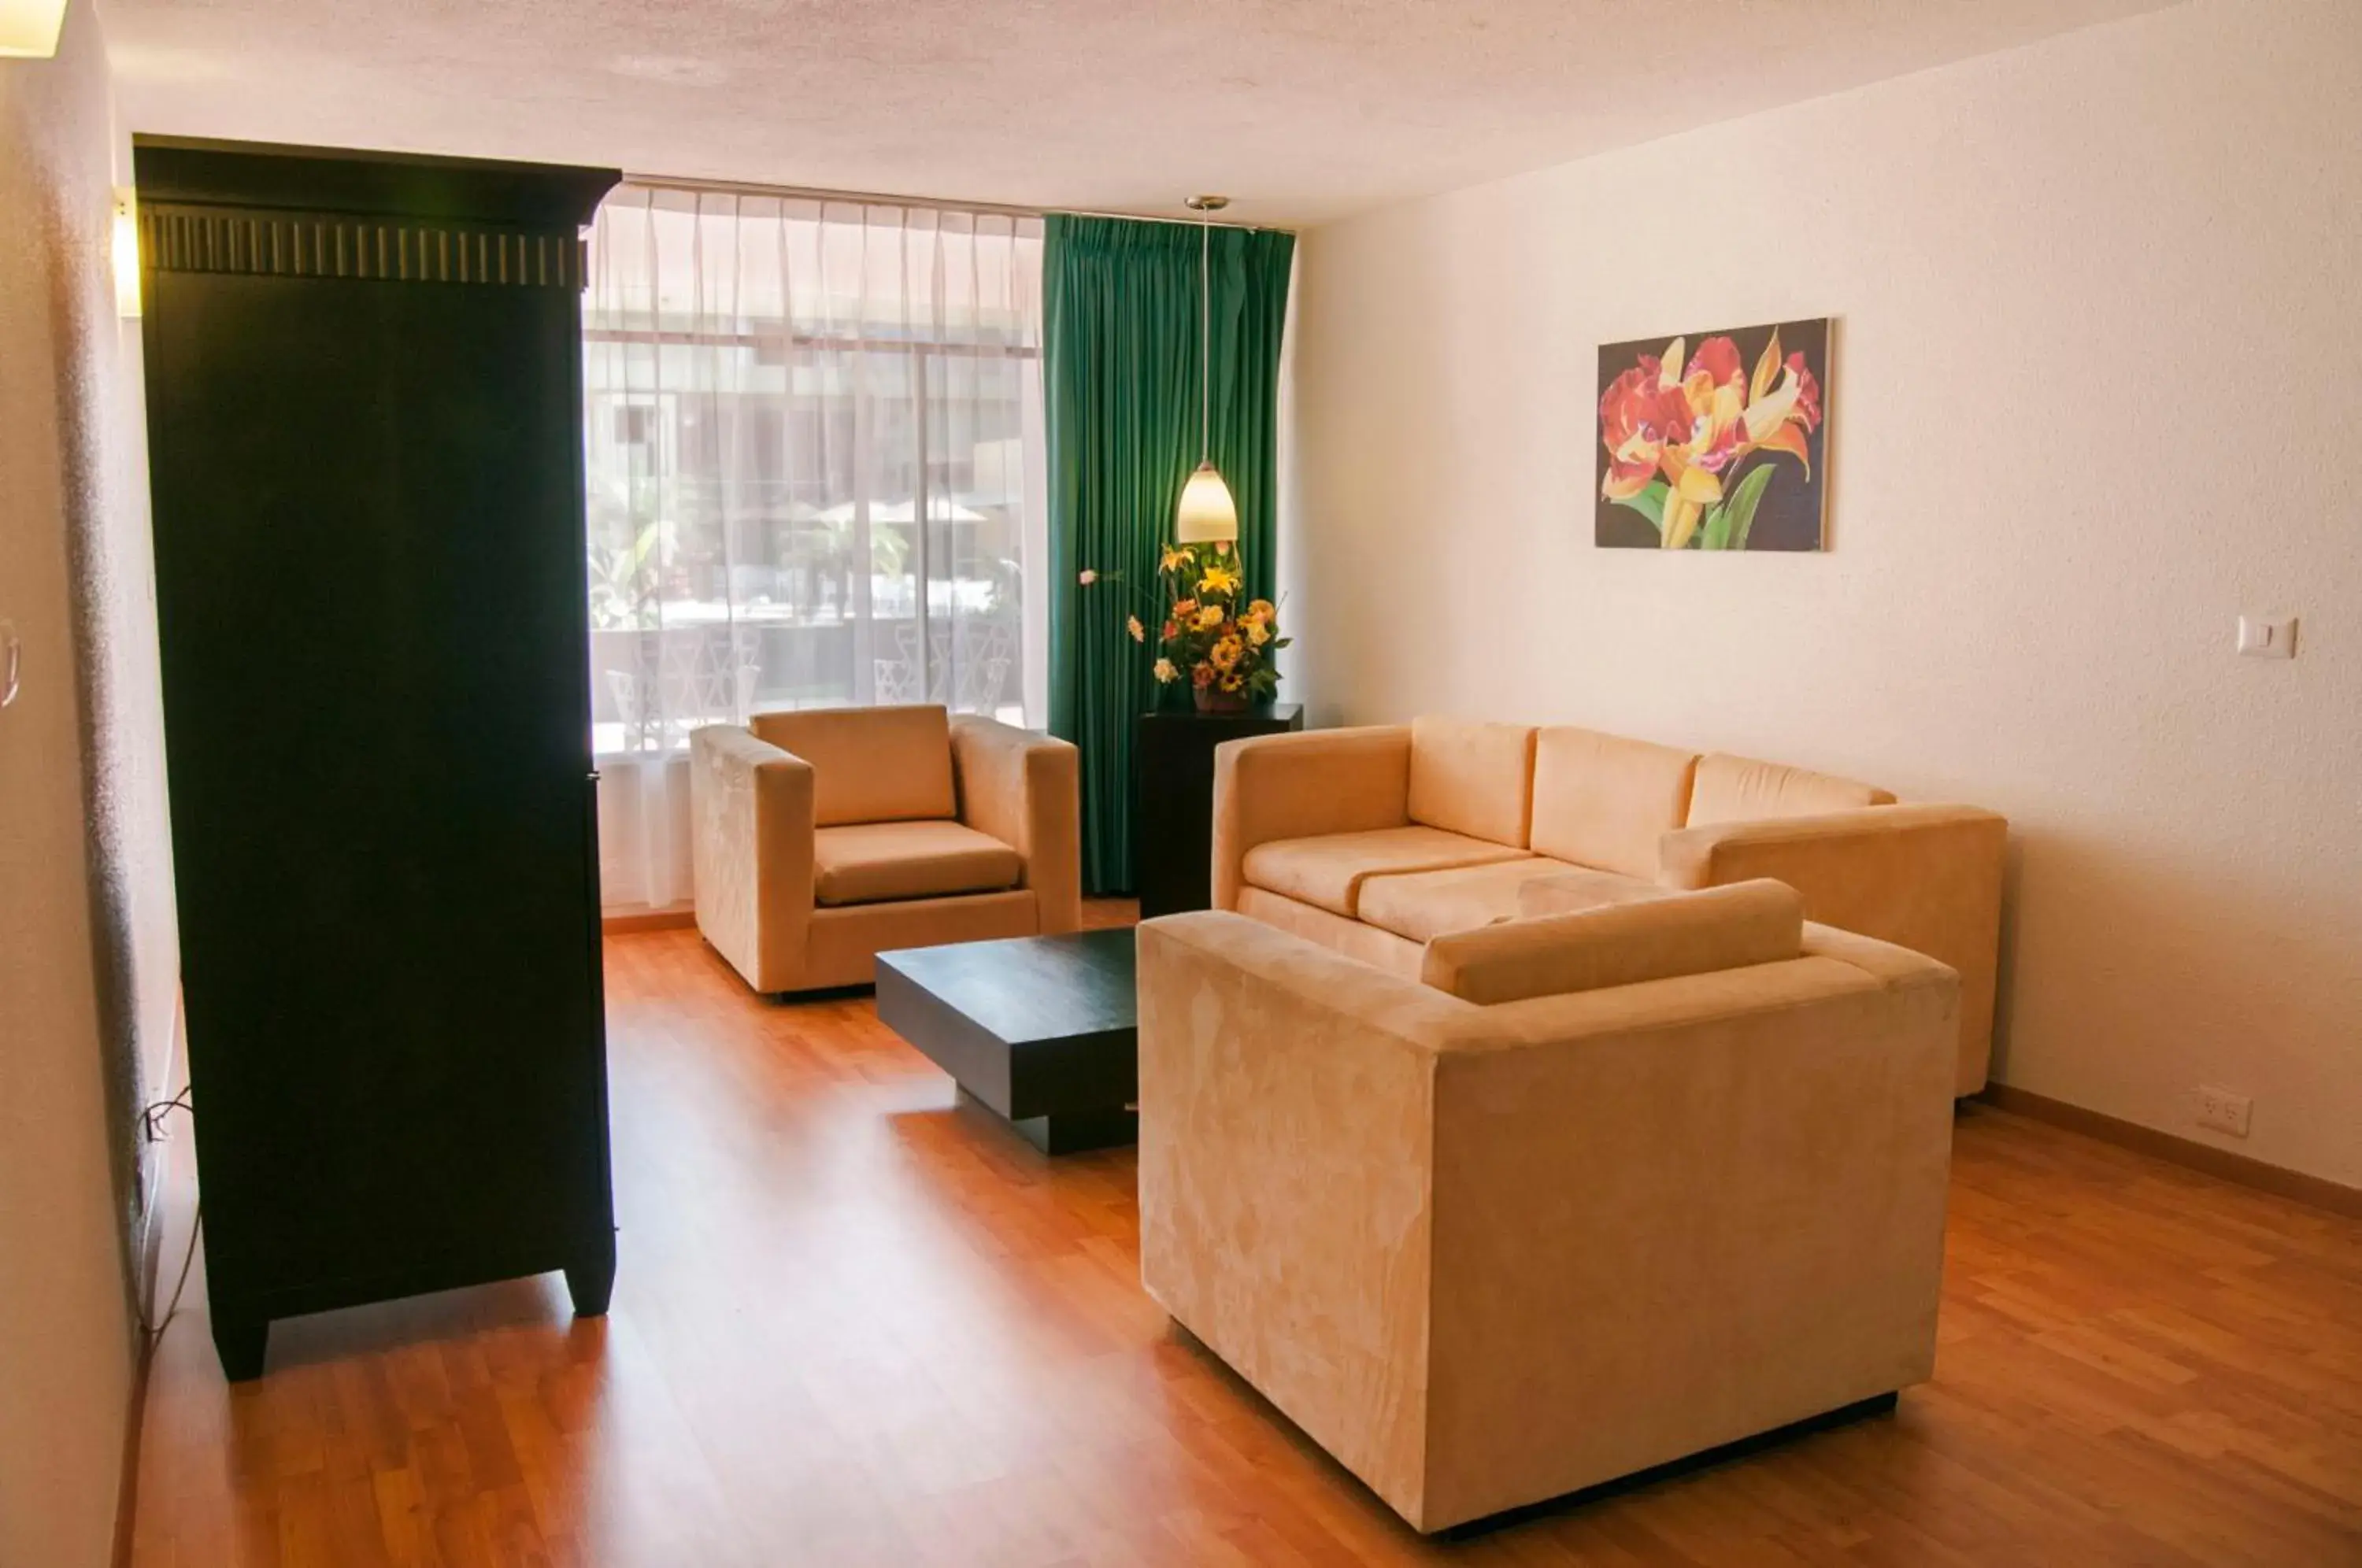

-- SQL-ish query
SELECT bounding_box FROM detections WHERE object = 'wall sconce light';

[0,0,69,58]
[113,187,141,319]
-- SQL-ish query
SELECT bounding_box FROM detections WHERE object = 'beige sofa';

[1137,890,1960,1533]
[1214,717,2005,1093]
[689,704,1079,994]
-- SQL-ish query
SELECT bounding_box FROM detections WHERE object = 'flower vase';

[1193,686,1249,715]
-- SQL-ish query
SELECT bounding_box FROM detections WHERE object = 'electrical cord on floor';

[139,1085,191,1142]
[141,1206,202,1342]
[137,1082,202,1341]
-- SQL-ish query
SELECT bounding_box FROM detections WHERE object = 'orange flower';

[1126,615,1145,643]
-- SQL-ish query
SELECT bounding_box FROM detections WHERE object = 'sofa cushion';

[1420,878,1804,1006]
[1686,753,1894,827]
[1408,717,1537,847]
[1359,858,1644,945]
[1529,727,1701,878]
[1241,826,1529,919]
[811,819,1022,907]
[751,704,956,827]
[1235,886,1427,982]
[1515,866,1682,919]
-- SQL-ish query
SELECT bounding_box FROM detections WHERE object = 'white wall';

[1291,0,2362,1186]
[0,2,176,1562]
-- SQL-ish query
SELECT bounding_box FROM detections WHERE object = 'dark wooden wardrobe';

[135,139,621,1379]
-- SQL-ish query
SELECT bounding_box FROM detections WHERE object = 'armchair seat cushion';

[1241,826,1529,919]
[1357,857,1657,945]
[812,820,1023,907]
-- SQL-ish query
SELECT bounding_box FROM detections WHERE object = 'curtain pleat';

[1043,216,1295,896]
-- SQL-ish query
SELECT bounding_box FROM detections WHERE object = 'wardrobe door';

[137,139,620,1378]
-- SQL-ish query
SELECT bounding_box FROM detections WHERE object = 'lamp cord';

[1200,217,1211,463]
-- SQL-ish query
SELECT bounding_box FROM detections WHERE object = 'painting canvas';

[1594,317,1830,550]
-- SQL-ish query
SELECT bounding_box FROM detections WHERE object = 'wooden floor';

[130,908,2362,1566]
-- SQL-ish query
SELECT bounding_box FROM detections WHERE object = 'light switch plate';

[2237,615,2297,659]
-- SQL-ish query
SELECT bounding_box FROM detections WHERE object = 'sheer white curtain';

[584,183,1047,908]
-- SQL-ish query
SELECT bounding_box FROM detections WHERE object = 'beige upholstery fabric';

[1660,803,2007,1093]
[1241,825,1528,919]
[690,726,813,993]
[801,890,1038,991]
[1357,857,1587,945]
[810,820,1022,907]
[950,716,1082,936]
[1407,717,1537,847]
[1137,909,1957,1533]
[1235,886,1426,981]
[1213,719,2004,1091]
[691,712,1079,993]
[751,704,957,827]
[1529,727,1699,877]
[1421,879,1805,1006]
[1686,751,1895,826]
[1212,727,1412,912]
[1516,866,1680,917]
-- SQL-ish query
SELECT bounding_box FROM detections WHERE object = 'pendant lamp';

[1174,194,1239,545]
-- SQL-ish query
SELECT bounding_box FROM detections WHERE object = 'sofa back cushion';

[1686,753,1895,826]
[750,704,956,827]
[1408,717,1537,847]
[1528,727,1699,877]
[1420,878,1804,1006]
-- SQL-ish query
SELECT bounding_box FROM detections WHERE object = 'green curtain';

[1044,214,1295,895]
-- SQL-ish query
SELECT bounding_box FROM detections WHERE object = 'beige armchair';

[689,704,1079,994]
[1137,896,1959,1533]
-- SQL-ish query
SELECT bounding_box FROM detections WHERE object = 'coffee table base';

[1012,1105,1138,1155]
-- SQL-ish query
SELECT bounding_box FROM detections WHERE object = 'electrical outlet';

[2195,1085,2253,1138]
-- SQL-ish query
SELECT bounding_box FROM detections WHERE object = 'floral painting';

[1595,318,1830,550]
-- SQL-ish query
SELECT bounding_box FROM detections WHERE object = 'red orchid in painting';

[1599,328,1823,549]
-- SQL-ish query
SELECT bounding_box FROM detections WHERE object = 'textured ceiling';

[103,0,2171,226]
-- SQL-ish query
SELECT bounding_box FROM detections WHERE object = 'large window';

[583,184,1046,755]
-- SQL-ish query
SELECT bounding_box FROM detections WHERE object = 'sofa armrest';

[689,725,815,992]
[950,716,1081,934]
[1656,802,2006,1094]
[1210,724,1412,911]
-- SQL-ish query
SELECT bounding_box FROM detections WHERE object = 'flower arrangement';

[1598,327,1823,550]
[1079,539,1288,713]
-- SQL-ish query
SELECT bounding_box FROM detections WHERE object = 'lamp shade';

[1175,460,1238,544]
[0,0,68,57]
[113,188,141,318]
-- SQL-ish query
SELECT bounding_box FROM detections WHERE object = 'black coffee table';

[874,927,1138,1154]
